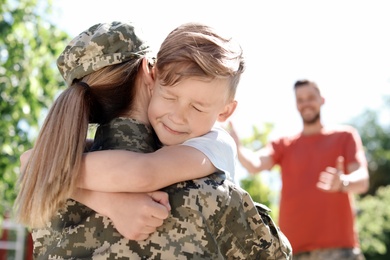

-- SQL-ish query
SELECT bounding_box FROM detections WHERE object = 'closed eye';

[163,95,175,101]
[192,105,204,112]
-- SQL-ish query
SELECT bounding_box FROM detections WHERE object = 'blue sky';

[52,0,390,184]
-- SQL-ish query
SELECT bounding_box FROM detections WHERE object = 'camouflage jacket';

[32,118,292,259]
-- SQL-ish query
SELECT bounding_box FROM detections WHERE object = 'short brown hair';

[293,79,321,94]
[155,22,245,100]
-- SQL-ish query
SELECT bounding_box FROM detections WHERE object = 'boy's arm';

[79,145,216,192]
[19,146,216,193]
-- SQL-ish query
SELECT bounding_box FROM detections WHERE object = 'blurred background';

[1,0,389,259]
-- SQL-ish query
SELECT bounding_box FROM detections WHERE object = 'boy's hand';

[106,191,171,241]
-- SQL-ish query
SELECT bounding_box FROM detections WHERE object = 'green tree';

[0,0,68,222]
[351,97,390,195]
[351,96,390,259]
[357,186,390,260]
[240,174,279,220]
[238,123,280,220]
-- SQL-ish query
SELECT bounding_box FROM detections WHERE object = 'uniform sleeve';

[212,180,293,259]
[181,126,237,181]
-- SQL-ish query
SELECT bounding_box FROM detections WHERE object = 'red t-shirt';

[268,125,367,253]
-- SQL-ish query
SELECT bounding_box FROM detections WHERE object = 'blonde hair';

[155,22,245,100]
[15,59,142,228]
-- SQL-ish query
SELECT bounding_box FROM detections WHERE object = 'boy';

[77,22,242,193]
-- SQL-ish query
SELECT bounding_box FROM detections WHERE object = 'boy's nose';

[168,108,186,124]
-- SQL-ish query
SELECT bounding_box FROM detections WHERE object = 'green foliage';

[350,96,390,259]
[351,98,390,195]
[240,174,279,220]
[238,123,281,220]
[240,123,274,150]
[0,0,69,221]
[240,174,271,205]
[357,186,390,259]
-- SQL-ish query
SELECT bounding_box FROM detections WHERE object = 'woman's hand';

[73,189,171,241]
[107,191,171,240]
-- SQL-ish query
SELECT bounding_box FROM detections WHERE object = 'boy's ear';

[141,58,155,91]
[217,100,237,122]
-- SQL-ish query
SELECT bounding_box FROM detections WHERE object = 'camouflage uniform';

[294,248,365,260]
[33,118,292,259]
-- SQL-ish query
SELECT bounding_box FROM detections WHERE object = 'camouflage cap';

[57,21,150,86]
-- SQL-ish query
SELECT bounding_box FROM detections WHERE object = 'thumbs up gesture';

[316,156,345,192]
[335,156,345,174]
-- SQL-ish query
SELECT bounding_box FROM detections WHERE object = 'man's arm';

[227,121,274,174]
[237,147,275,174]
[342,161,370,194]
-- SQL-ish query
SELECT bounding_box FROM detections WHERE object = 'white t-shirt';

[181,126,237,181]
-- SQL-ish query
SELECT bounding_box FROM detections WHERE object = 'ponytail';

[15,82,90,228]
[15,59,140,228]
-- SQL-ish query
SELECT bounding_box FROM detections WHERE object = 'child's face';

[148,77,234,146]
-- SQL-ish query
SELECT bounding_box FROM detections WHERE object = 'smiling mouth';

[301,107,315,114]
[163,124,186,135]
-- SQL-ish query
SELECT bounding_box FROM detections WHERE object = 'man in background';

[229,79,369,260]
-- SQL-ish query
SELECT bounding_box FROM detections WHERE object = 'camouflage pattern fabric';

[32,117,292,259]
[57,21,150,86]
[294,248,365,260]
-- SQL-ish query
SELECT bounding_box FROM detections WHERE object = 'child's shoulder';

[210,125,230,135]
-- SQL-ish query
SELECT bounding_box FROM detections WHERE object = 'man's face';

[295,84,324,125]
[148,77,232,146]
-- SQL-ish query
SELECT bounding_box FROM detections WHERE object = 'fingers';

[316,171,333,191]
[146,216,165,228]
[120,209,166,241]
[149,191,171,211]
[132,233,150,241]
[149,205,170,220]
[121,224,157,241]
[108,192,171,241]
[316,166,342,192]
[129,217,164,240]
[336,156,345,174]
[123,204,167,241]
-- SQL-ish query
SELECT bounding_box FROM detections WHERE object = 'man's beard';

[302,112,320,125]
